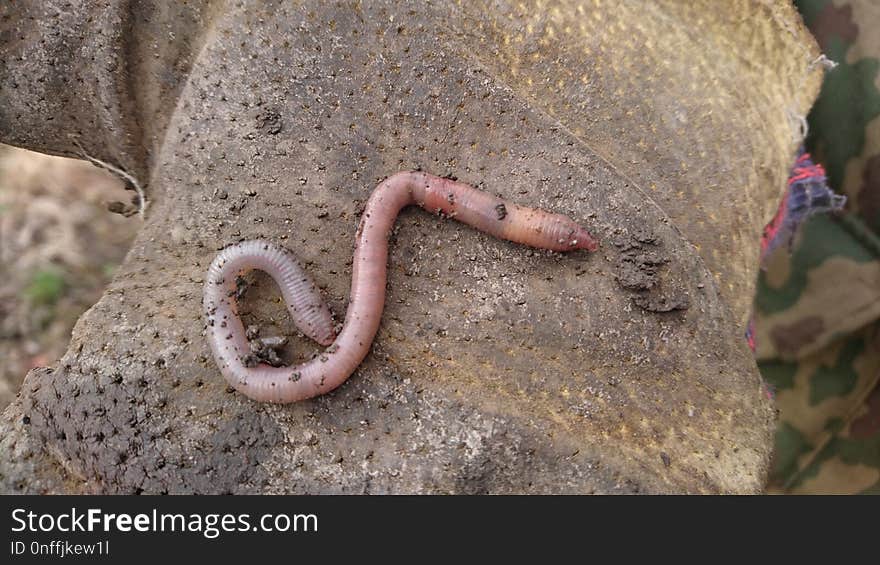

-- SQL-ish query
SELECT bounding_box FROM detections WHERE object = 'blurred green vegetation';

[24,269,66,306]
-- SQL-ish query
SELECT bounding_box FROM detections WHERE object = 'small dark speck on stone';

[107,201,126,214]
[660,452,671,467]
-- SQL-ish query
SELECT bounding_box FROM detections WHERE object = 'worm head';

[570,225,599,252]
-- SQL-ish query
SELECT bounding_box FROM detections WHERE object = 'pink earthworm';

[204,171,598,403]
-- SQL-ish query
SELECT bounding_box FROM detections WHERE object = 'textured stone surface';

[0,0,821,493]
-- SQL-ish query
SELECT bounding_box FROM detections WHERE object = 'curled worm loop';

[204,171,597,403]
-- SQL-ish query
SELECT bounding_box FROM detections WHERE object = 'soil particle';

[615,249,669,290]
[242,325,289,368]
[614,233,689,313]
[632,291,690,313]
[255,109,283,135]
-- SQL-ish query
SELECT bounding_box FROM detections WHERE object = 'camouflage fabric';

[756,0,880,493]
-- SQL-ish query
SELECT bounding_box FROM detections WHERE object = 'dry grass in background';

[0,145,139,409]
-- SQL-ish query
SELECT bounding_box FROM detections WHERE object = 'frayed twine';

[809,54,838,72]
[70,137,147,219]
[786,54,839,142]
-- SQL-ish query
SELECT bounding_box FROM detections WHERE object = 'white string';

[70,138,147,218]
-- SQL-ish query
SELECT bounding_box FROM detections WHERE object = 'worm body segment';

[204,171,597,403]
